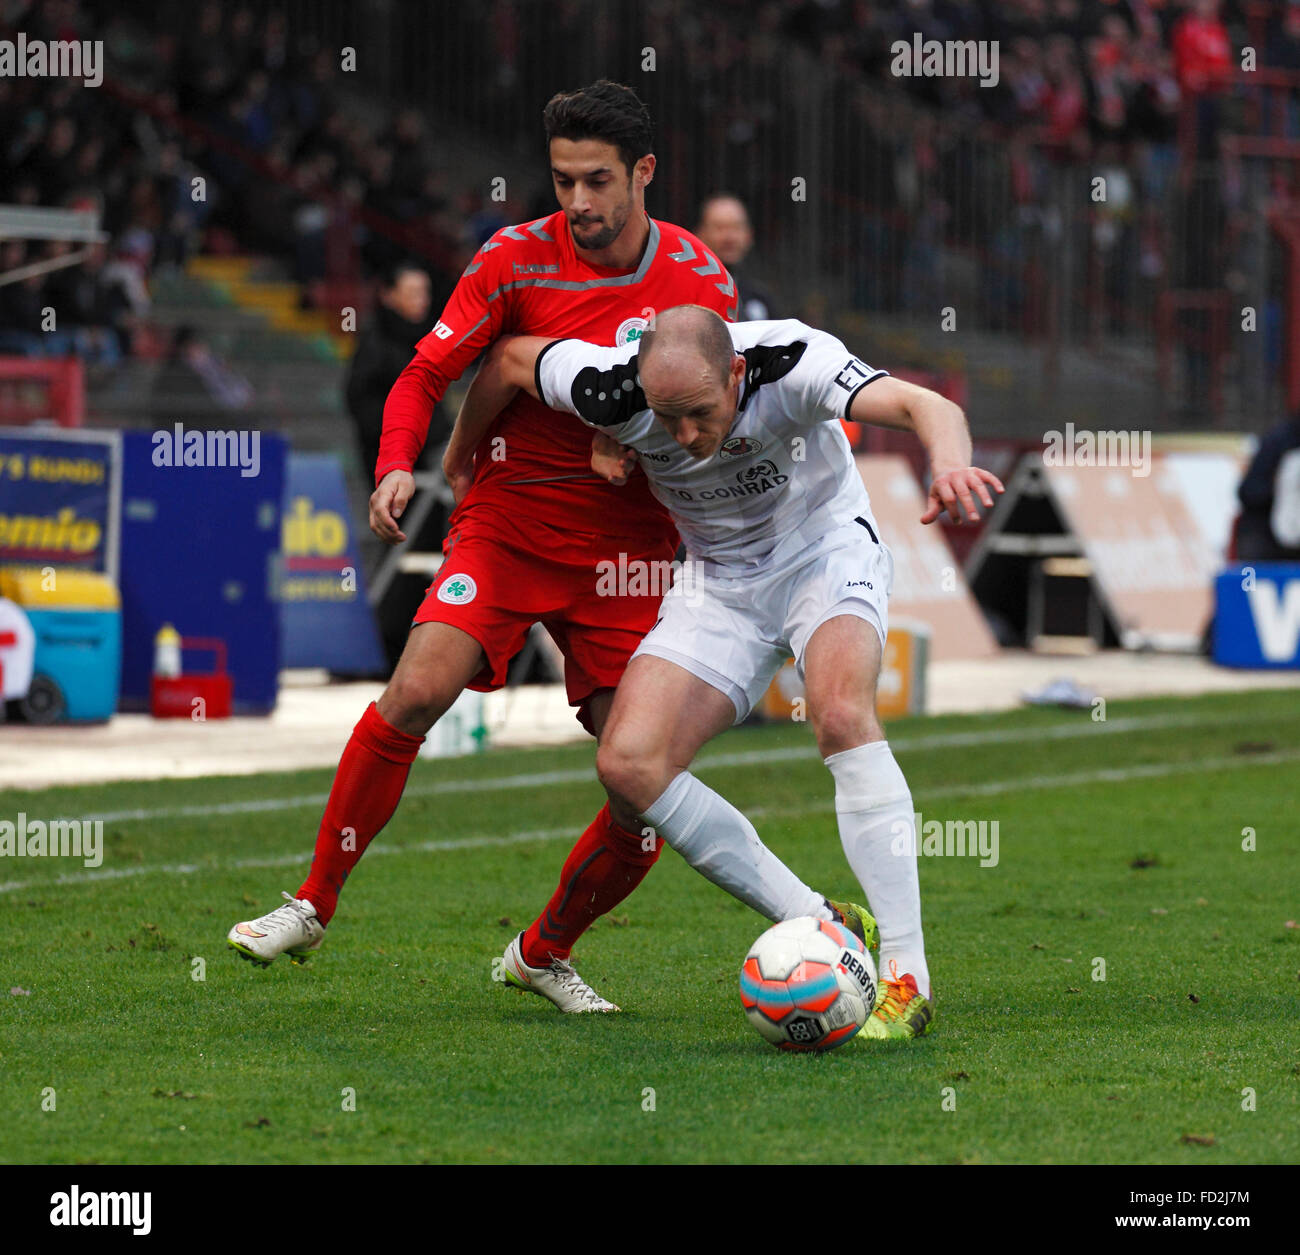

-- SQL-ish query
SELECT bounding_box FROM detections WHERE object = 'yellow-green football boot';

[858,958,934,1040]
[824,898,879,952]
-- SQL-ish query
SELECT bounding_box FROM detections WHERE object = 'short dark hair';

[380,260,427,289]
[698,191,748,218]
[543,80,653,176]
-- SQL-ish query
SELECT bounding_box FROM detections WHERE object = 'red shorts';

[413,509,677,733]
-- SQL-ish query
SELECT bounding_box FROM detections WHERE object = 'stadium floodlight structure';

[0,204,109,288]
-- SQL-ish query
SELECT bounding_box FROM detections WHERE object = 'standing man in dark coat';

[696,193,779,321]
[1237,412,1300,561]
[346,262,446,476]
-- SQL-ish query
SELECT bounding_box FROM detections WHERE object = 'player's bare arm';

[443,340,529,504]
[847,375,1005,526]
[476,334,554,398]
[455,336,635,489]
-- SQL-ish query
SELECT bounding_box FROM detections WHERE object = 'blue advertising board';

[280,453,385,675]
[1214,564,1300,669]
[0,428,121,578]
[118,428,285,713]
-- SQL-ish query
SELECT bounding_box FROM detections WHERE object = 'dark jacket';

[729,266,780,322]
[345,303,449,479]
[1237,416,1300,561]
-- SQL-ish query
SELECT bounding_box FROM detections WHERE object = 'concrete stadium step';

[88,253,353,447]
[182,256,351,362]
[186,256,258,283]
[82,252,366,487]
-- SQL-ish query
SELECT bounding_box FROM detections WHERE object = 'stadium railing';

[0,359,86,428]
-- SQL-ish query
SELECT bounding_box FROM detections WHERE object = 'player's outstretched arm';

[443,336,559,504]
[847,375,1004,525]
[369,355,436,544]
[442,338,520,503]
[496,335,560,399]
[495,336,637,486]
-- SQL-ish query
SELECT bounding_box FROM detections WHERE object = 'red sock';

[520,803,662,966]
[297,702,424,925]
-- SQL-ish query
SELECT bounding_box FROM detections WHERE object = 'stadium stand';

[3,0,1298,461]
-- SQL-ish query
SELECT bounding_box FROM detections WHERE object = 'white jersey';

[535,319,888,572]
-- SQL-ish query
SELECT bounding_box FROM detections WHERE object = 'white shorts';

[632,519,893,723]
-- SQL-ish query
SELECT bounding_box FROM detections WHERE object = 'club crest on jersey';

[719,436,764,460]
[615,317,649,347]
[437,574,478,605]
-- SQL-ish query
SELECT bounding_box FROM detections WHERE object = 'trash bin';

[0,567,121,723]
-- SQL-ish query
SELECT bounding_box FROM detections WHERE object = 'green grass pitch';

[1,689,1297,1164]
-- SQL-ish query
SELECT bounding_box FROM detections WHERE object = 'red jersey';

[1171,15,1232,95]
[377,209,737,540]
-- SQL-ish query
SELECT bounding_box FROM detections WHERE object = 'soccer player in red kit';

[227,81,738,1010]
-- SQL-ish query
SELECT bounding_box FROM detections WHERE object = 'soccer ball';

[739,917,876,1051]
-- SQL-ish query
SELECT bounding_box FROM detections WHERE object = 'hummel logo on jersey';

[513,262,560,275]
[719,436,764,460]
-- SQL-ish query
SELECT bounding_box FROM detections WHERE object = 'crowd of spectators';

[1,0,1295,380]
[0,3,194,366]
[0,0,489,364]
[769,0,1263,151]
[372,0,1286,350]
[1,0,207,362]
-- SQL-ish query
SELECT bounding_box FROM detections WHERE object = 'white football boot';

[499,932,619,1012]
[227,892,324,967]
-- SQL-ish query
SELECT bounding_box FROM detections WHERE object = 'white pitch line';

[753,747,1300,812]
[0,827,577,895]
[63,710,1269,827]
[2,747,1293,896]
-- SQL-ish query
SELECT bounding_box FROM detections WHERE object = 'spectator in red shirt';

[1172,0,1233,97]
[1172,0,1234,156]
[1044,36,1090,159]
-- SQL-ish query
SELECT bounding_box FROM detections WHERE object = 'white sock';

[824,741,930,998]
[641,772,828,923]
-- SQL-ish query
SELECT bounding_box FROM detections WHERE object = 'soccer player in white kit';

[466,304,1002,1038]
